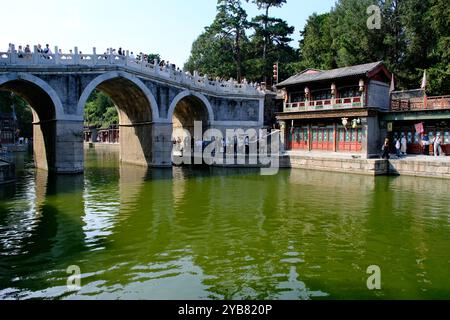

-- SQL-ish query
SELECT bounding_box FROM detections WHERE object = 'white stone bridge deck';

[0,47,264,97]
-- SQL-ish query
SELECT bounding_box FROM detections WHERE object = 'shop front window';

[414,133,420,144]
[445,132,450,144]
[407,132,413,144]
[290,92,305,103]
[339,86,360,98]
[312,89,332,101]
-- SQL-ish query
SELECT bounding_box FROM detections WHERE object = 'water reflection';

[0,149,449,300]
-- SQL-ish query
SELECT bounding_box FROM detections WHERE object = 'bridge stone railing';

[0,46,265,96]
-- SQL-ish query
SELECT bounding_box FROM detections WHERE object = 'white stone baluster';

[92,47,97,66]
[154,59,159,75]
[74,47,80,65]
[109,48,114,65]
[55,46,60,65]
[33,46,39,64]
[125,50,129,66]
[10,44,17,64]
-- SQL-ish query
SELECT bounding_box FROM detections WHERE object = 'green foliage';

[147,53,161,63]
[185,0,297,83]
[299,13,335,70]
[84,91,118,129]
[298,0,449,95]
[185,0,448,94]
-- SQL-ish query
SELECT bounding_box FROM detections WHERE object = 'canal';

[0,148,449,300]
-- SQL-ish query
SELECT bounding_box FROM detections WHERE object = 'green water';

[0,149,449,300]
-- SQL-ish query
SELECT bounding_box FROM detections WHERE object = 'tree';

[184,0,250,81]
[0,91,33,138]
[84,91,118,128]
[248,0,287,61]
[184,26,237,79]
[329,0,381,67]
[298,13,336,70]
[247,0,295,83]
[424,0,449,95]
[213,0,250,81]
[248,0,298,82]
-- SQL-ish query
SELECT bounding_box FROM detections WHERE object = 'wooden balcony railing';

[284,96,363,113]
[391,96,450,112]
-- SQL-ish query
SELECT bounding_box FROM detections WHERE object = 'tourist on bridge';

[17,46,24,58]
[44,44,52,55]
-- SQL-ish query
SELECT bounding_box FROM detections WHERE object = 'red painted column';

[333,123,337,152]
[308,124,312,151]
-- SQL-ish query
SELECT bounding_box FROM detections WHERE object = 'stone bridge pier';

[0,49,266,174]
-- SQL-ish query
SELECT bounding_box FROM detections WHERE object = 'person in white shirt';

[400,134,407,156]
[434,133,443,157]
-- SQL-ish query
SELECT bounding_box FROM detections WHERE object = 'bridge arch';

[0,73,65,120]
[167,90,214,124]
[0,73,66,171]
[77,71,160,121]
[77,71,162,167]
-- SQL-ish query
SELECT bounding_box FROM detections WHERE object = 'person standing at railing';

[17,46,24,58]
[43,44,52,58]
[24,45,31,60]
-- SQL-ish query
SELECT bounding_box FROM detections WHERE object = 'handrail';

[391,95,450,111]
[0,49,264,97]
[284,96,364,112]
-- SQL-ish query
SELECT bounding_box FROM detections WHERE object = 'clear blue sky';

[1,0,335,67]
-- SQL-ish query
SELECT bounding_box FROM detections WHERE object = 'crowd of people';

[172,132,274,159]
[5,43,263,90]
[381,133,444,160]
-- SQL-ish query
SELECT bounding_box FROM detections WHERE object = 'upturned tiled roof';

[277,61,384,87]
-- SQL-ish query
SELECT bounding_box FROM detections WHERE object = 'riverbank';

[83,143,450,179]
[281,151,450,179]
[84,142,120,151]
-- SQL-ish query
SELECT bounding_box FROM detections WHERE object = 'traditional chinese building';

[276,62,392,157]
[382,90,450,155]
[84,124,119,144]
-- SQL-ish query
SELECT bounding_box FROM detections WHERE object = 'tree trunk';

[263,6,269,83]
[236,31,242,82]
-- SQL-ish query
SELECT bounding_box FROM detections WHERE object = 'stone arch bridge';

[0,47,266,173]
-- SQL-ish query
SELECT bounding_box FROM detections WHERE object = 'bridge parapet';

[0,46,265,97]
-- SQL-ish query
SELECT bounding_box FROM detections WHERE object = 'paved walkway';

[285,150,450,162]
[285,150,369,160]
